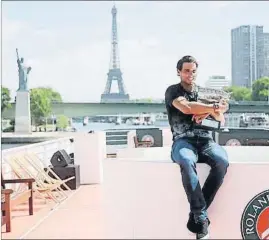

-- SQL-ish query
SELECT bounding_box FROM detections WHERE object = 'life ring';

[225,138,241,146]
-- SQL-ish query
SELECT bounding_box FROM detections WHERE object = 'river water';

[2,143,32,150]
[2,121,169,150]
[72,121,169,132]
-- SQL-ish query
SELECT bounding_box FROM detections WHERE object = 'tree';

[30,88,51,126]
[40,87,62,103]
[56,115,69,130]
[224,86,252,101]
[1,86,11,112]
[2,119,15,132]
[252,77,269,101]
[30,87,62,126]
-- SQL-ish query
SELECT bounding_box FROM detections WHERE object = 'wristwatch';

[213,103,220,112]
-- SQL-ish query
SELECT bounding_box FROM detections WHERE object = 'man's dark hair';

[176,55,198,71]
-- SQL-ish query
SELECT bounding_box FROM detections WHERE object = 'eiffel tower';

[100,3,129,103]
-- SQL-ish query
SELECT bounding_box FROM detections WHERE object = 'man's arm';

[210,111,225,122]
[192,98,229,121]
[172,97,216,115]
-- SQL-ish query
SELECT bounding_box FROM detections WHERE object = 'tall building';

[205,75,230,90]
[231,25,264,88]
[264,33,269,77]
[101,4,129,103]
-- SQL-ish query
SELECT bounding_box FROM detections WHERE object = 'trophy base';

[193,117,221,130]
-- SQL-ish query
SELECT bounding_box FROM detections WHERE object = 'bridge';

[2,101,269,119]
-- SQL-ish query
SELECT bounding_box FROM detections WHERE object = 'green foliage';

[224,86,252,101]
[3,126,14,132]
[225,77,269,101]
[30,88,51,125]
[2,119,14,132]
[39,87,62,103]
[56,115,69,130]
[1,86,11,112]
[10,119,15,126]
[30,87,62,126]
[251,77,269,101]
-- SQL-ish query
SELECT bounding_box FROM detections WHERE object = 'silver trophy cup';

[194,86,231,130]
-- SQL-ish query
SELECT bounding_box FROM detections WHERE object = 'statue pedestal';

[15,90,31,134]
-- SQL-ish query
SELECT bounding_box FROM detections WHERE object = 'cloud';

[2,17,31,98]
[0,14,217,102]
[2,17,60,100]
[2,17,29,42]
[1,5,227,102]
[2,1,268,102]
[41,37,173,101]
[207,1,232,10]
[140,37,160,48]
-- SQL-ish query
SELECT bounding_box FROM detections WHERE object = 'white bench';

[104,159,269,239]
[117,146,269,163]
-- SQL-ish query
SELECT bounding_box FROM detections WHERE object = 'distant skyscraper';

[231,25,264,88]
[263,33,269,77]
[205,75,230,90]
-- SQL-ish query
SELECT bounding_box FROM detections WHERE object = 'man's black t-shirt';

[165,83,212,141]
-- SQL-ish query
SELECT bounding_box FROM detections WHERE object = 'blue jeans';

[171,136,229,223]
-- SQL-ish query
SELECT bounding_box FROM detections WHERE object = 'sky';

[2,1,269,102]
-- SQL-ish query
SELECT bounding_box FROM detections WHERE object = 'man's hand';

[210,112,226,126]
[192,112,226,127]
[214,100,229,113]
[192,113,210,124]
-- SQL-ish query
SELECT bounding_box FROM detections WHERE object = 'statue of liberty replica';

[16,48,32,91]
[15,48,32,133]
